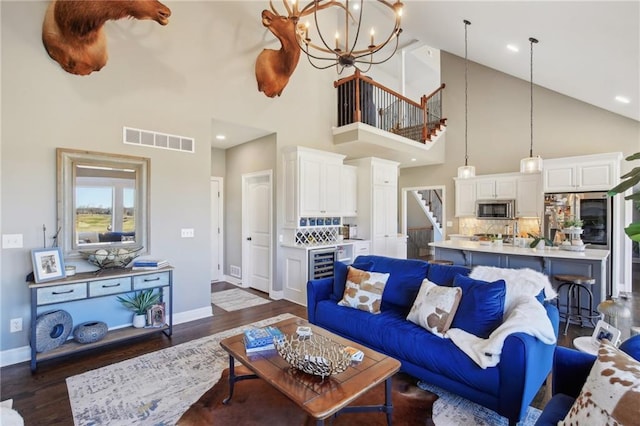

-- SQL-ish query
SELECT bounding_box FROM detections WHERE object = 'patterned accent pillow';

[338,267,390,314]
[406,279,462,337]
[560,339,640,425]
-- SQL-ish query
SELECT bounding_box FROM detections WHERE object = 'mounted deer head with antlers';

[255,0,343,97]
[42,0,171,76]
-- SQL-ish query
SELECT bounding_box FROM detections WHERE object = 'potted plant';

[562,217,583,230]
[117,289,160,328]
[608,152,640,242]
[527,232,553,249]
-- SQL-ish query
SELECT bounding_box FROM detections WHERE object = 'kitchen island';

[429,240,610,310]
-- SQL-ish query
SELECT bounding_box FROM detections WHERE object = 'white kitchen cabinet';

[346,157,405,258]
[476,176,517,200]
[283,146,346,228]
[516,173,543,218]
[341,164,358,217]
[281,246,308,306]
[543,153,622,193]
[454,178,477,217]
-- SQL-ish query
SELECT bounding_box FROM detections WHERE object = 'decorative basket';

[274,334,352,379]
[80,246,143,269]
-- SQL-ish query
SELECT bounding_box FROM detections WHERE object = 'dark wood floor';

[1,280,637,424]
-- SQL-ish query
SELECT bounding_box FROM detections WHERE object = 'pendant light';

[457,19,475,179]
[520,37,543,173]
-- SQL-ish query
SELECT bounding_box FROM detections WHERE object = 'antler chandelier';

[290,0,404,74]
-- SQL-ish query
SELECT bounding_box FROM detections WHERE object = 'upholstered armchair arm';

[551,346,596,398]
[306,277,332,324]
[498,303,559,424]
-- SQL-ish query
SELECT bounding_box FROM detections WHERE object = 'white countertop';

[429,240,610,261]
[281,239,371,250]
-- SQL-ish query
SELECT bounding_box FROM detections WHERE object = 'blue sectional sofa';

[307,255,560,425]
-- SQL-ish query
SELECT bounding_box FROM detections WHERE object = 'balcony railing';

[335,69,446,144]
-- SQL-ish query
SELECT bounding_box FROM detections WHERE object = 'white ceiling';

[212,1,639,149]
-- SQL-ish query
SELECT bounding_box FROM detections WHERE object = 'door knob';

[246,237,252,241]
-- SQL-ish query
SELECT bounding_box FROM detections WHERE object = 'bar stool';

[553,274,599,335]
[428,259,454,265]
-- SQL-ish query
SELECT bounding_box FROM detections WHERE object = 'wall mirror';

[57,148,150,258]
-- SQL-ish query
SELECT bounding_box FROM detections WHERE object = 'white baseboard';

[0,306,214,368]
[0,345,30,367]
[222,275,244,286]
[270,290,283,300]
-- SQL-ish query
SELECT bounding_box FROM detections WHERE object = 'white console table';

[29,266,173,371]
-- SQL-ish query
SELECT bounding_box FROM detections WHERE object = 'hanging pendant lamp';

[457,19,475,179]
[520,37,543,173]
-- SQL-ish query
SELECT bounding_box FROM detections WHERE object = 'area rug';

[67,312,541,426]
[66,313,295,426]
[177,369,437,425]
[418,381,541,426]
[211,288,271,311]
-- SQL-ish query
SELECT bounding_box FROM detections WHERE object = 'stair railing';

[335,69,446,144]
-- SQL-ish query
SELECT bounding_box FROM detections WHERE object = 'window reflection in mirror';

[57,149,149,258]
[75,165,136,245]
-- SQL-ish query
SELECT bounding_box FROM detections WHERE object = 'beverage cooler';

[308,247,337,280]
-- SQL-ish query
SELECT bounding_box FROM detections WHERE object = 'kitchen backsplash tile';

[459,218,541,237]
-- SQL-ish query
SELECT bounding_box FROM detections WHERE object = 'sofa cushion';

[451,274,506,338]
[338,268,389,314]
[559,339,640,426]
[426,263,471,286]
[406,279,461,337]
[314,299,500,395]
[331,261,374,302]
[354,255,429,312]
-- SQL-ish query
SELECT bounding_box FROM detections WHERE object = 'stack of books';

[243,326,283,353]
[131,258,169,270]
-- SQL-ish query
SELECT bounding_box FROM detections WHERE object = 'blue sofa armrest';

[498,302,559,423]
[551,346,596,397]
[306,277,333,324]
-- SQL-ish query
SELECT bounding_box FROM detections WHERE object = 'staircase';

[410,189,444,242]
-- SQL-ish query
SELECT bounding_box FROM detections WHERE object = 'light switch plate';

[181,228,195,238]
[2,234,23,249]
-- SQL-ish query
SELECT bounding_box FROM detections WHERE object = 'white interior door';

[242,171,272,294]
[210,177,223,282]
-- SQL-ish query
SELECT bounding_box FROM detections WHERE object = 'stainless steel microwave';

[476,200,515,219]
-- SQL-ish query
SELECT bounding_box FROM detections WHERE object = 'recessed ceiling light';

[215,134,226,140]
[506,44,519,52]
[615,96,630,104]
[411,158,417,162]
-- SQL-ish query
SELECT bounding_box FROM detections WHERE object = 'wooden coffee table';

[219,316,401,425]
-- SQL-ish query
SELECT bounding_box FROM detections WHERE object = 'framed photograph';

[147,303,165,328]
[591,320,621,346]
[31,247,66,283]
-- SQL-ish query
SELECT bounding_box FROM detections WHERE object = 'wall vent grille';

[123,126,195,153]
[229,265,241,278]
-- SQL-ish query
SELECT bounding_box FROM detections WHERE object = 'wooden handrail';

[335,69,422,109]
[425,83,446,101]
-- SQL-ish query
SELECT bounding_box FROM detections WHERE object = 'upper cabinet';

[476,176,517,200]
[543,153,622,193]
[516,174,542,218]
[454,178,477,217]
[283,146,346,228]
[341,164,358,217]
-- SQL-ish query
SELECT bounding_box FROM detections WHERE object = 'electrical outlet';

[10,318,22,333]
[2,234,23,249]
[181,228,195,238]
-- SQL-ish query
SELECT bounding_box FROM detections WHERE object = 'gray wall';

[0,1,336,355]
[224,134,277,283]
[399,52,640,233]
[211,147,226,178]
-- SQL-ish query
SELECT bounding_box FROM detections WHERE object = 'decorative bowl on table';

[274,333,353,379]
[80,246,143,269]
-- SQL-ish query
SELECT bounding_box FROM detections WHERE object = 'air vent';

[123,126,195,153]
[229,265,241,278]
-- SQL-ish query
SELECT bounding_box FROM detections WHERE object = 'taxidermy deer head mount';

[255,0,342,97]
[42,0,171,76]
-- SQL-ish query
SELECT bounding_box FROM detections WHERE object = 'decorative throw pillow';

[450,274,506,338]
[331,261,374,302]
[338,267,390,314]
[559,339,640,425]
[407,278,462,337]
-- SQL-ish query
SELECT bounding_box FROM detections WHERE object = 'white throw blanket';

[446,266,557,369]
